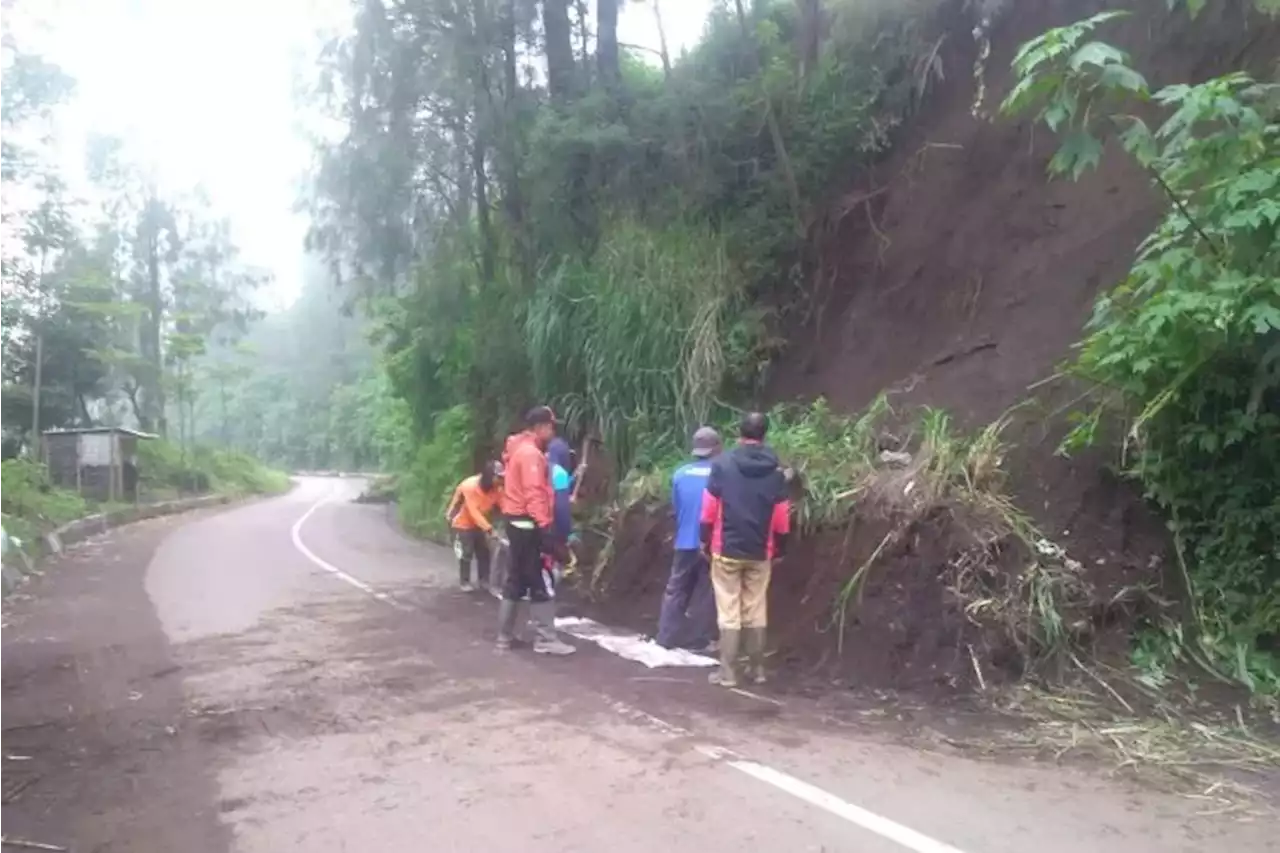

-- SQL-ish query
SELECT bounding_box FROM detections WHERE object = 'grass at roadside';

[1,458,90,547]
[137,441,291,498]
[2,442,289,555]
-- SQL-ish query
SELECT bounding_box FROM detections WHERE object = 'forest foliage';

[1,30,291,533]
[306,0,946,466]
[1002,8,1279,691]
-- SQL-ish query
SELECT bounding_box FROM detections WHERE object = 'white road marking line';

[725,759,969,853]
[289,487,971,853]
[290,489,411,611]
[730,686,784,706]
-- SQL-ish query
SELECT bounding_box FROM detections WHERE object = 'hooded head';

[547,436,573,473]
[729,412,780,480]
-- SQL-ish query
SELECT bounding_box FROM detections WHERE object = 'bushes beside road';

[1,441,290,555]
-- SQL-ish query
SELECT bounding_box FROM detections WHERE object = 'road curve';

[2,477,1272,853]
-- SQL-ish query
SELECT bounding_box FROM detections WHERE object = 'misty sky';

[8,0,714,308]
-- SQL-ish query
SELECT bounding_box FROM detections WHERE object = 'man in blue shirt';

[656,426,722,651]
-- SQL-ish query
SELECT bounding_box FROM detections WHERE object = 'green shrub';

[0,458,88,543]
[1003,11,1280,691]
[527,220,750,470]
[396,404,474,542]
[137,440,290,497]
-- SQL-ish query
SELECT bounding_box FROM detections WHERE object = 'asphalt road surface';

[2,478,1274,852]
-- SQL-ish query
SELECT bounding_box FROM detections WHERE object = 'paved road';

[2,478,1274,852]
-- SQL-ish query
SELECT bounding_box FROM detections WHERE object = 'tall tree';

[596,0,619,88]
[131,192,179,434]
[543,0,577,101]
[20,174,75,443]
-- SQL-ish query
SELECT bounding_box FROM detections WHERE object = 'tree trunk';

[470,1,498,286]
[651,1,671,80]
[29,248,48,450]
[499,0,531,285]
[473,129,497,285]
[220,378,230,445]
[733,0,804,236]
[543,0,577,101]
[142,202,166,436]
[597,0,620,88]
[575,0,591,89]
[796,0,822,82]
[30,331,44,452]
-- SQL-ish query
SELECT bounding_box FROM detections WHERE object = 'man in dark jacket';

[700,412,791,687]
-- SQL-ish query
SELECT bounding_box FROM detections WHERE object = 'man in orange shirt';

[497,406,575,655]
[446,460,504,593]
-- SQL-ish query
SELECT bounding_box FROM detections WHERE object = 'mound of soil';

[575,494,1150,698]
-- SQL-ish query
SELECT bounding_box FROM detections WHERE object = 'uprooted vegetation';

[585,399,1116,692]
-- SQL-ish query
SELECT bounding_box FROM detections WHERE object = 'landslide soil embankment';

[582,0,1280,701]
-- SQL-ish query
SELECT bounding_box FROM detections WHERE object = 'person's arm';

[524,454,554,530]
[670,469,682,523]
[445,484,464,524]
[771,499,792,558]
[463,486,494,533]
[699,489,720,555]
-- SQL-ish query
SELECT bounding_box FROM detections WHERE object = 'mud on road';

[2,512,233,852]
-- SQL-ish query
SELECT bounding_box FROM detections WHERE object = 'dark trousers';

[454,529,491,585]
[503,521,552,603]
[656,550,716,649]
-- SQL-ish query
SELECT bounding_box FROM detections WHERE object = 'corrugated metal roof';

[41,427,159,439]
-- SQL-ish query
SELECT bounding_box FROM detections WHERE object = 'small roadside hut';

[41,427,156,503]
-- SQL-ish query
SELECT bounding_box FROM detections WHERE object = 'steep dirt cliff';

[775,0,1278,426]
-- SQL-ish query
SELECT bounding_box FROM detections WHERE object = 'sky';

[5,0,714,309]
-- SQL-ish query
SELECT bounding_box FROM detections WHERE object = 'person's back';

[706,442,786,560]
[655,425,722,651]
[449,474,500,531]
[546,437,574,544]
[672,459,714,551]
[700,412,790,688]
[501,432,551,526]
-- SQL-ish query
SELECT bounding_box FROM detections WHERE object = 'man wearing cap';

[655,426,723,653]
[497,406,576,655]
[445,460,504,593]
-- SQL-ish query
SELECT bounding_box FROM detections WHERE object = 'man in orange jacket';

[497,406,575,655]
[445,460,503,593]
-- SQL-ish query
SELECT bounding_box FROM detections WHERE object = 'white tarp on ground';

[554,616,717,668]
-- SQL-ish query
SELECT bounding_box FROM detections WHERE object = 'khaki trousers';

[710,554,772,630]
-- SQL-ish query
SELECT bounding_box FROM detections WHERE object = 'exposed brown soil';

[584,0,1279,700]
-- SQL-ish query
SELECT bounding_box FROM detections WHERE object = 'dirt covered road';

[2,478,1273,852]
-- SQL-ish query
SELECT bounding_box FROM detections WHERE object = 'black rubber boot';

[709,629,741,687]
[496,599,520,650]
[743,627,768,685]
